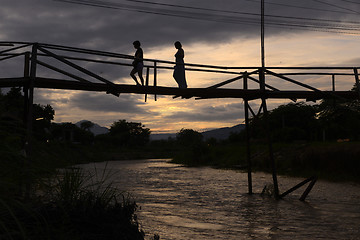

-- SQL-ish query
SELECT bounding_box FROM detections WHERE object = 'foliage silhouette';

[108,119,150,147]
[176,128,203,146]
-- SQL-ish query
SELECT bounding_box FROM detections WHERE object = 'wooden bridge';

[1,41,360,200]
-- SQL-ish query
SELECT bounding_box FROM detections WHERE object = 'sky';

[1,0,360,133]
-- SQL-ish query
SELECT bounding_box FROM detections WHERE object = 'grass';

[0,134,146,239]
[0,166,144,240]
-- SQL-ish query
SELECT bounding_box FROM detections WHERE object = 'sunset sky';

[1,0,360,133]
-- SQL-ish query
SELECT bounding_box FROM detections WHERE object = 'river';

[80,159,360,240]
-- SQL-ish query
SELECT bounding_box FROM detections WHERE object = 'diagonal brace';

[37,60,92,83]
[207,70,259,89]
[37,46,120,96]
[280,176,317,201]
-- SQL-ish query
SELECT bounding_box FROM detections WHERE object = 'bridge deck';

[0,77,357,100]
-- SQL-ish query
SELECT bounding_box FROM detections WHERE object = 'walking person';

[130,40,144,86]
[173,41,187,88]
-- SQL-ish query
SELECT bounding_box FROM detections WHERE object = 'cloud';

[164,102,245,122]
[69,91,148,113]
[3,0,358,51]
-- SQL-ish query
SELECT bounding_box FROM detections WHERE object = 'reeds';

[0,165,144,240]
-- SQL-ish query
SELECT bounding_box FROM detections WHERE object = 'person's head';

[133,40,141,49]
[174,41,182,49]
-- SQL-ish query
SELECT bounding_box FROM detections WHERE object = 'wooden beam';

[0,77,358,100]
[37,46,120,96]
[37,60,92,83]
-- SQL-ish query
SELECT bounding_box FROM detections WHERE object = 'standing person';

[173,41,187,88]
[130,40,144,86]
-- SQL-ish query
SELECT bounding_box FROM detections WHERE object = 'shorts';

[134,62,144,71]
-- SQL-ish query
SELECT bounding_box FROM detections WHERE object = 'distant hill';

[75,120,109,136]
[201,124,245,140]
[150,124,245,141]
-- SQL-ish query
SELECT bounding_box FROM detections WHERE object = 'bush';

[0,167,145,240]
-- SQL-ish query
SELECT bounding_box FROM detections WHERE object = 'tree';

[2,87,24,120]
[0,87,55,141]
[33,104,55,141]
[269,102,318,141]
[80,120,94,131]
[249,102,318,142]
[109,119,150,146]
[316,85,360,140]
[50,122,94,144]
[176,128,203,146]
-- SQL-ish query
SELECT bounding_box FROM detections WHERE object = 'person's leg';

[130,68,141,85]
[138,68,144,86]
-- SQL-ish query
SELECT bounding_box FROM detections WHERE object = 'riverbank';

[0,140,155,239]
[171,141,360,183]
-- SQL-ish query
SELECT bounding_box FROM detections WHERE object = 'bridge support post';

[23,43,37,199]
[243,72,253,195]
[23,52,30,130]
[259,68,280,199]
[20,52,30,198]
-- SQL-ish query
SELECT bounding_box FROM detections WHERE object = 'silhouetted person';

[130,40,144,86]
[173,41,187,89]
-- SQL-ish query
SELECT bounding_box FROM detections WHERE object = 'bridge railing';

[1,41,360,100]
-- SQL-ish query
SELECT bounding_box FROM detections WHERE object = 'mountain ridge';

[150,124,245,141]
[75,120,109,136]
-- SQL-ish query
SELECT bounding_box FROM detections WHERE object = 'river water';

[80,159,360,240]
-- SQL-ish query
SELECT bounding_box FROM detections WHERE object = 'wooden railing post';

[154,61,157,101]
[145,66,150,102]
[353,68,360,99]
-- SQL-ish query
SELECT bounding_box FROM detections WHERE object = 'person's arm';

[133,50,140,66]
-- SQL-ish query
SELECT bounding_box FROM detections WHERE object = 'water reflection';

[80,159,360,240]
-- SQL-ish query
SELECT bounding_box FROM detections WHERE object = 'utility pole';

[260,0,279,199]
[261,0,265,68]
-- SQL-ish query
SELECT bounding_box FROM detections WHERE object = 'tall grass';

[0,165,144,240]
